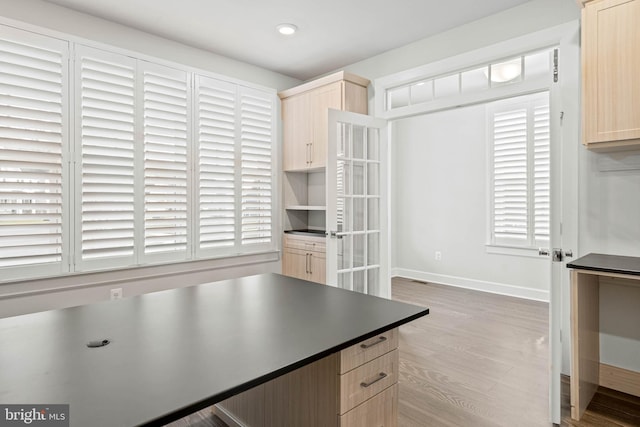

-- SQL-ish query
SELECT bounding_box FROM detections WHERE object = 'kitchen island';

[0,273,428,426]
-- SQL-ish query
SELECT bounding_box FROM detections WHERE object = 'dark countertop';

[0,273,428,427]
[567,253,640,276]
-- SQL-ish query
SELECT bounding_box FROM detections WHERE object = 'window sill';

[485,244,545,259]
[0,250,280,300]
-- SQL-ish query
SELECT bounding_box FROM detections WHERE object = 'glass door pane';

[326,109,388,298]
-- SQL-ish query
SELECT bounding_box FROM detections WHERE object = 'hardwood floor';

[167,277,640,426]
[393,277,549,427]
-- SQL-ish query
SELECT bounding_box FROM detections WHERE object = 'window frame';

[0,22,278,283]
[487,91,550,252]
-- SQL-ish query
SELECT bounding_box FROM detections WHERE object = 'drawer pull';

[360,336,387,349]
[360,372,387,388]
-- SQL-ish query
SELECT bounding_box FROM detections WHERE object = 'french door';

[326,109,389,298]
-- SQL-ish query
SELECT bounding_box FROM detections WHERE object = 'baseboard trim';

[600,363,640,397]
[391,268,549,302]
[212,404,245,427]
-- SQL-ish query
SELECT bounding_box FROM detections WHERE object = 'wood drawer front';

[339,349,398,414]
[339,383,398,427]
[340,328,398,374]
[283,234,326,253]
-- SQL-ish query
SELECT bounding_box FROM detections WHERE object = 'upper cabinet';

[280,72,369,171]
[581,0,640,150]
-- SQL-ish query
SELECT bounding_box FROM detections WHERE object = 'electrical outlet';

[435,251,442,261]
[110,288,123,300]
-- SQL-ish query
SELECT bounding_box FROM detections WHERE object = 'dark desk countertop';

[567,253,640,276]
[0,273,428,427]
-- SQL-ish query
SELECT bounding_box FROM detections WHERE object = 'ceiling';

[42,0,533,81]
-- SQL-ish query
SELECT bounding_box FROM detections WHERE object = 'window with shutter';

[1,22,278,282]
[75,46,136,268]
[0,27,68,278]
[239,87,274,246]
[141,63,190,260]
[489,91,550,248]
[195,76,237,252]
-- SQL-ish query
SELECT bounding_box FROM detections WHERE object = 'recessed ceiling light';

[277,23,298,36]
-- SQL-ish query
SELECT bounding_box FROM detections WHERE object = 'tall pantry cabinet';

[279,72,369,284]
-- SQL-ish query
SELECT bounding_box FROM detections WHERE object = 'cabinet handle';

[309,142,313,164]
[360,336,387,349]
[306,143,310,164]
[308,253,312,274]
[305,253,309,274]
[360,372,387,388]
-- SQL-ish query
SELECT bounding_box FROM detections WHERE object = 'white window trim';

[373,21,574,120]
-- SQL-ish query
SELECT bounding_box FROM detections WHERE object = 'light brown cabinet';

[282,233,326,284]
[282,82,342,170]
[280,71,369,281]
[214,328,399,427]
[282,93,311,171]
[280,72,368,172]
[581,0,640,150]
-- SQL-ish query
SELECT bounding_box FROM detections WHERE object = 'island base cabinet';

[339,384,398,427]
[214,328,399,427]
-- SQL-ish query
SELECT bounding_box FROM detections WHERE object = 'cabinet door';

[309,251,326,284]
[310,82,342,169]
[283,93,311,171]
[583,0,640,146]
[282,247,309,281]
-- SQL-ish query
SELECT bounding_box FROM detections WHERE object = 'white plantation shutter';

[0,27,67,275]
[492,108,528,242]
[196,76,237,251]
[142,64,190,259]
[489,92,550,248]
[1,23,278,281]
[533,103,550,242]
[239,88,274,246]
[76,46,136,267]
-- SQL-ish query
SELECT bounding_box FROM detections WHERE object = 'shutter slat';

[0,29,65,267]
[492,103,528,240]
[78,48,135,261]
[197,77,237,249]
[240,89,273,245]
[143,67,189,255]
[491,95,550,245]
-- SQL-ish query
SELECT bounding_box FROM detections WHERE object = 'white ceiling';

[42,0,533,81]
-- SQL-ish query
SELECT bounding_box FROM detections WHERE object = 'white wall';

[580,149,640,371]
[331,0,579,82]
[392,104,549,301]
[0,0,300,91]
[0,253,280,318]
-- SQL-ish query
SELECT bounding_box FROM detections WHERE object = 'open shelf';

[285,205,326,211]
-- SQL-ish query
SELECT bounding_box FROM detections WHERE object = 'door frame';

[373,21,581,424]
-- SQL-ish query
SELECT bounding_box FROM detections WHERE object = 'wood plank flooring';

[392,277,549,427]
[167,277,640,426]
